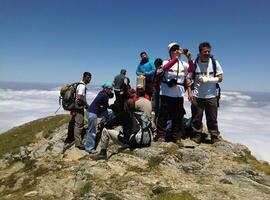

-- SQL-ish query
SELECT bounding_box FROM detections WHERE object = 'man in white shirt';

[188,42,223,144]
[74,72,91,149]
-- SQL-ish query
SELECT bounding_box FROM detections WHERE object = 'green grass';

[126,165,145,173]
[152,192,197,200]
[76,181,92,198]
[0,114,70,158]
[233,149,270,175]
[100,192,122,200]
[147,156,164,169]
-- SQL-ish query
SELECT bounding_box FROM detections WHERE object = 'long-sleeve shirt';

[160,58,194,98]
[136,60,156,81]
[87,90,109,115]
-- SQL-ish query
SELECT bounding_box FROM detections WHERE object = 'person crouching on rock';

[93,98,152,160]
[84,82,114,153]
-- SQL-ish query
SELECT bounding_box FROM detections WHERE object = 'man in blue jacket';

[136,52,155,97]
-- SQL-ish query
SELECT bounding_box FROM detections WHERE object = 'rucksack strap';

[193,56,216,78]
[216,83,221,108]
[133,113,144,144]
[192,56,221,107]
[133,113,152,146]
[162,60,185,86]
[210,56,221,107]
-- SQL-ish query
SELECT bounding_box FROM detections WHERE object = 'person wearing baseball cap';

[155,42,194,147]
[85,81,114,153]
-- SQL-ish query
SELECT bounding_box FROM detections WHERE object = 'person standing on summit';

[188,42,224,144]
[136,52,155,98]
[113,69,130,102]
[156,42,194,147]
[72,72,91,150]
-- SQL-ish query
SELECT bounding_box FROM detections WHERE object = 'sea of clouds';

[0,84,269,162]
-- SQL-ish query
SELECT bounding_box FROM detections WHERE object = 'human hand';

[199,76,208,83]
[185,51,192,61]
[188,92,193,102]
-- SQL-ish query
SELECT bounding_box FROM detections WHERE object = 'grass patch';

[76,181,92,197]
[148,156,164,169]
[233,149,270,175]
[23,159,37,171]
[153,192,197,200]
[162,145,183,160]
[0,114,70,158]
[126,165,145,173]
[100,192,122,200]
[162,145,180,155]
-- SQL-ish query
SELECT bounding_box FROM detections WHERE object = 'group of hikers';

[62,41,224,160]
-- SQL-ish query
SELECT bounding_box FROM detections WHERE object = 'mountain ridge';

[0,115,269,200]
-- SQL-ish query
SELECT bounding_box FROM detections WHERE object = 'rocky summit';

[0,116,270,200]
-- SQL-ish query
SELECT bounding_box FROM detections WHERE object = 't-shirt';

[135,97,152,118]
[160,59,190,98]
[76,81,87,101]
[192,58,223,98]
[75,81,87,109]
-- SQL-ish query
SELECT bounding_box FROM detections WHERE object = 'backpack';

[58,82,84,111]
[193,56,221,107]
[136,75,146,88]
[129,111,152,148]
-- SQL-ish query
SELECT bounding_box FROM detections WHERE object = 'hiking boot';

[191,132,202,144]
[211,135,222,144]
[92,149,107,160]
[173,139,184,148]
[75,145,85,150]
[154,134,165,142]
[87,150,96,154]
[157,137,166,142]
[191,137,201,144]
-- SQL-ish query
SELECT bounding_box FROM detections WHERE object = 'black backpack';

[129,111,152,148]
[193,56,221,107]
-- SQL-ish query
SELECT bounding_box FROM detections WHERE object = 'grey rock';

[19,146,28,159]
[1,119,270,200]
[24,191,39,197]
[13,176,25,191]
[30,142,49,159]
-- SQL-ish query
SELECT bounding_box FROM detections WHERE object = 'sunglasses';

[170,45,180,52]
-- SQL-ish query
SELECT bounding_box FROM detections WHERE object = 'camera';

[167,79,178,87]
[183,48,189,54]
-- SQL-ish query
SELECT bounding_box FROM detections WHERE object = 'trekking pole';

[55,96,62,114]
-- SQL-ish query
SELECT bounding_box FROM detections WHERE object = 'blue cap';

[102,82,113,88]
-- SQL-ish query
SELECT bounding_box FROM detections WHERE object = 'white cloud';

[0,89,269,162]
[0,88,96,133]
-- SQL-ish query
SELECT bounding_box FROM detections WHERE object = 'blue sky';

[0,0,270,92]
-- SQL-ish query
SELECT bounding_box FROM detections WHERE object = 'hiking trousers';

[74,109,85,147]
[85,109,114,152]
[157,95,185,141]
[65,115,75,143]
[191,97,220,136]
[99,127,128,150]
[145,80,153,98]
[151,87,160,117]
